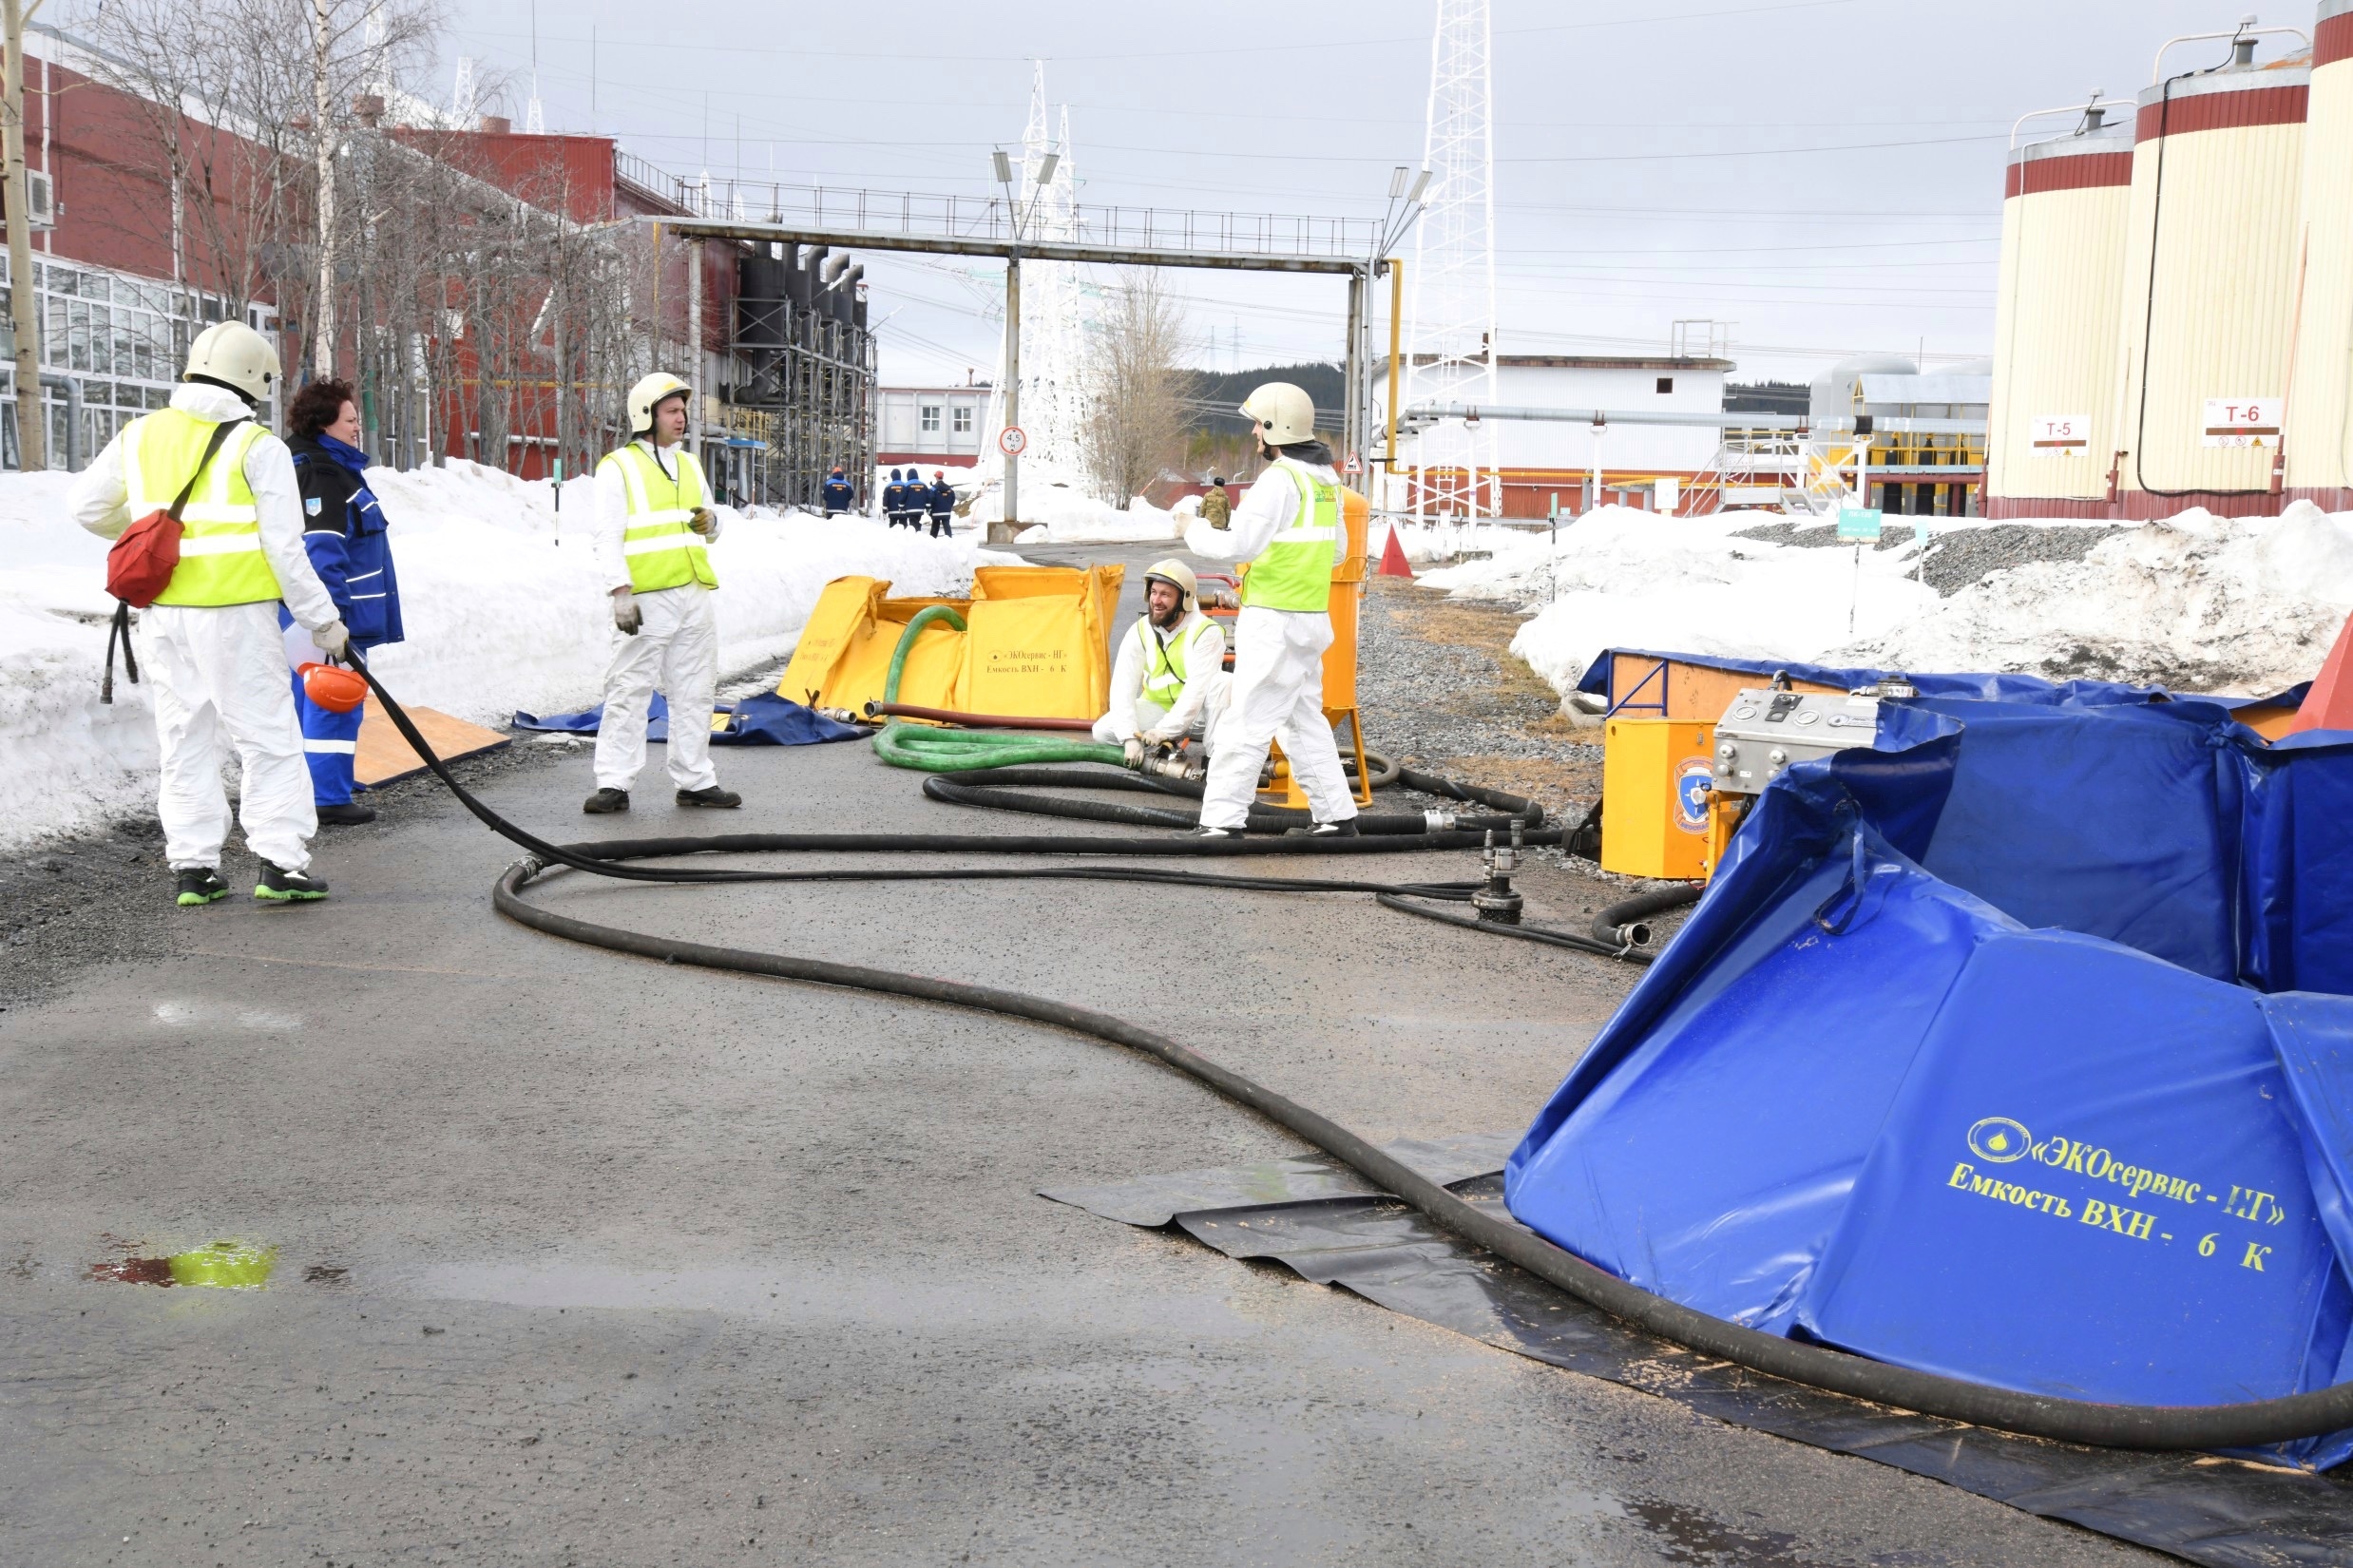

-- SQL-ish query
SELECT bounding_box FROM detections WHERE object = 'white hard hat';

[627,371,692,435]
[1142,557,1197,612]
[182,320,280,405]
[1238,381,1316,447]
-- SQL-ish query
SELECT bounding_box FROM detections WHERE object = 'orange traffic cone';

[1378,526,1413,579]
[2288,609,2353,735]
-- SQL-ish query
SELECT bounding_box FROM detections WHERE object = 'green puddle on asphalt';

[88,1240,277,1289]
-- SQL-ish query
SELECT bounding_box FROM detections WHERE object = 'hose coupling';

[513,854,546,882]
[1422,810,1458,833]
[1141,754,1205,783]
[1472,821,1525,925]
[829,706,874,725]
[1603,920,1655,948]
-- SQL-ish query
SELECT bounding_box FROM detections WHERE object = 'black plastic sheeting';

[1044,1141,2353,1568]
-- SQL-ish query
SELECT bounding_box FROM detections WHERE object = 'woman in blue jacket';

[281,379,403,825]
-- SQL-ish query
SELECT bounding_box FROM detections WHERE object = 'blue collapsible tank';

[1506,673,2353,1469]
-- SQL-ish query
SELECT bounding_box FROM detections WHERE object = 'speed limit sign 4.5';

[998,425,1028,457]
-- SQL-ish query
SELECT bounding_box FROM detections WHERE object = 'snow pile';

[0,456,991,852]
[1412,506,1940,696]
[1375,519,1550,566]
[943,457,1183,545]
[1841,503,2353,695]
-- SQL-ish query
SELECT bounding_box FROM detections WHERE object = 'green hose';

[870,603,1124,772]
[882,604,967,705]
[872,725,1125,772]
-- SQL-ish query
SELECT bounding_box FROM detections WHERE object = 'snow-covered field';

[0,458,999,852]
[1406,502,2353,702]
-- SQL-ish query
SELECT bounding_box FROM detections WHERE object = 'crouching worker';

[1093,559,1225,766]
[283,378,404,825]
[583,372,740,815]
[70,321,348,904]
[1187,382,1358,839]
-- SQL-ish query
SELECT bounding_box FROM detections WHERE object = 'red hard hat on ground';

[299,660,368,715]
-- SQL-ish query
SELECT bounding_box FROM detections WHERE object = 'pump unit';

[2111,48,2309,517]
[2286,0,2353,507]
[1985,107,2134,518]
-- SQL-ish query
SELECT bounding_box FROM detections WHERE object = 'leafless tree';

[1081,269,1194,506]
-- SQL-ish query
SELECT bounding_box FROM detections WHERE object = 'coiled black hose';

[347,651,2353,1453]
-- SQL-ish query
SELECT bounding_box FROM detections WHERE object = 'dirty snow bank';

[0,456,990,851]
[1839,503,2353,695]
[1409,501,2353,701]
[1412,506,1940,696]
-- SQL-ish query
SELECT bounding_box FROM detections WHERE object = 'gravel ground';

[1733,518,2123,598]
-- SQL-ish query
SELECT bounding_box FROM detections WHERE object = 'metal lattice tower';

[1399,0,1499,519]
[985,65,1094,478]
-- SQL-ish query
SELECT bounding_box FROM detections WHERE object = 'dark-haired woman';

[280,380,404,825]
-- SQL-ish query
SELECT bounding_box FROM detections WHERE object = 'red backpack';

[99,416,246,704]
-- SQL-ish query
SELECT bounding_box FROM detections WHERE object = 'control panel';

[1711,687,1882,796]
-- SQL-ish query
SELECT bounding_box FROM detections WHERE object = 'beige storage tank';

[2286,0,2353,507]
[2112,50,2310,517]
[1985,107,2135,519]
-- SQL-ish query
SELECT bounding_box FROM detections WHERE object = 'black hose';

[1375,893,1655,964]
[1593,884,1703,949]
[921,775,1547,839]
[347,650,2353,1452]
[1394,765,1544,827]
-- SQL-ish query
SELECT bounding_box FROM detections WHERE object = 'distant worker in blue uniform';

[883,468,908,528]
[927,470,956,537]
[822,467,854,517]
[284,378,404,826]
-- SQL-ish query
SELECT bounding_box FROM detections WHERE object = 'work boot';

[583,787,630,814]
[676,785,742,809]
[1188,824,1235,839]
[174,868,229,907]
[316,801,377,826]
[253,862,329,902]
[1293,819,1360,838]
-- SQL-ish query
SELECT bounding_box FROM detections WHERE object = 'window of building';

[920,404,942,434]
[1656,376,1674,394]
[952,405,974,434]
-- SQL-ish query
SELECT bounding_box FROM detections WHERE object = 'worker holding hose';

[1092,559,1226,760]
[583,373,740,814]
[1188,383,1358,838]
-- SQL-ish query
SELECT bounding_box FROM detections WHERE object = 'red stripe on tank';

[2136,84,2308,142]
[2004,151,2133,199]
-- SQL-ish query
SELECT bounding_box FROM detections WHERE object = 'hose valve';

[1472,819,1525,925]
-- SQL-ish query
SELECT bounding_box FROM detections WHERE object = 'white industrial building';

[877,384,989,469]
[1374,353,1733,517]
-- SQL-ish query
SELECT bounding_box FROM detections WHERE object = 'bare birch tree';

[1082,269,1193,506]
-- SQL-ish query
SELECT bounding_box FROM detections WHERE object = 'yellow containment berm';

[777,491,1374,807]
[776,564,1127,720]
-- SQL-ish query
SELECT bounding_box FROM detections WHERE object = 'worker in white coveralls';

[1092,558,1227,761]
[1188,382,1359,838]
[583,372,741,814]
[70,321,349,906]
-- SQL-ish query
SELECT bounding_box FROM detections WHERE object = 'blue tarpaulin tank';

[1505,676,2353,1468]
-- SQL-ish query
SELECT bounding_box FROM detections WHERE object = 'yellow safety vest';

[602,441,717,592]
[1136,614,1215,710]
[124,409,276,607]
[1237,459,1338,612]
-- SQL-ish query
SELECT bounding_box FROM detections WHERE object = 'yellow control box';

[1600,717,1716,880]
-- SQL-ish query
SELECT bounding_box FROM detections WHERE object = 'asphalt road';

[0,547,2167,1567]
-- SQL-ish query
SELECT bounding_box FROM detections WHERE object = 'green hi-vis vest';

[602,441,717,592]
[1136,613,1215,710]
[1238,459,1338,612]
[124,409,275,607]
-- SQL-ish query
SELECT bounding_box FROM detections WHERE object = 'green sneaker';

[174,868,229,907]
[253,861,329,902]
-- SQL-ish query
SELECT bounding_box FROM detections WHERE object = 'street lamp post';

[989,146,1055,545]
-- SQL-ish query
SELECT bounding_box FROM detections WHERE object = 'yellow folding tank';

[778,564,1126,720]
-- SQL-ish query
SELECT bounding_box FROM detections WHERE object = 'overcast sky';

[436,1,2283,388]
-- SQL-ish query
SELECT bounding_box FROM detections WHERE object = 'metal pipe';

[1384,258,1402,473]
[653,217,1365,276]
[2150,25,2306,83]
[1402,403,1985,436]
